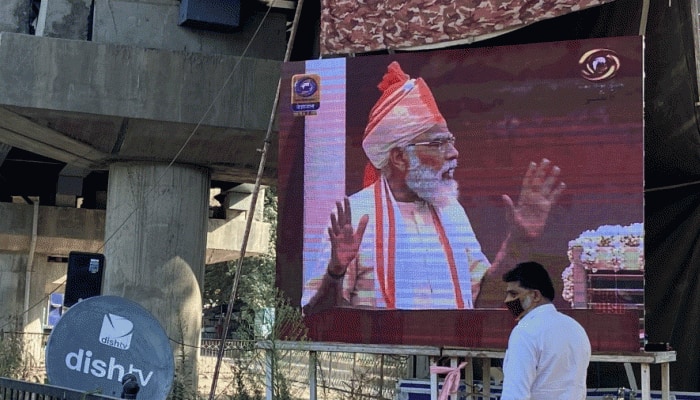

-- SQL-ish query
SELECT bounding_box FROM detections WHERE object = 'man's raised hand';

[502,159,565,239]
[328,197,369,277]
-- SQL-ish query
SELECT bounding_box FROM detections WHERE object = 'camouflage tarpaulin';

[320,0,617,55]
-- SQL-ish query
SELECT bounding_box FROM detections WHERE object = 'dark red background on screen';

[277,36,644,351]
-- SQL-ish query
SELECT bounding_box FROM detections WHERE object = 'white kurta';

[501,303,591,400]
[302,177,490,309]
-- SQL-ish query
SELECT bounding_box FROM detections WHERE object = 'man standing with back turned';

[501,261,591,399]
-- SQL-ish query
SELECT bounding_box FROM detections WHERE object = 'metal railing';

[0,377,121,400]
[6,331,48,362]
[199,339,255,358]
[2,334,408,400]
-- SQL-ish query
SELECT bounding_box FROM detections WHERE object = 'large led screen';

[277,36,644,351]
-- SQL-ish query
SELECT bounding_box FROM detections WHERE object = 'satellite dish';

[45,296,175,399]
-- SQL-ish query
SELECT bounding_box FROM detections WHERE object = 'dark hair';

[502,261,555,301]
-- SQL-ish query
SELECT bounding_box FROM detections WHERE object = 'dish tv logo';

[99,314,133,350]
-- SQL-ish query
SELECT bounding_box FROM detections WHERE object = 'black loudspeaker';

[64,252,105,307]
[178,0,240,32]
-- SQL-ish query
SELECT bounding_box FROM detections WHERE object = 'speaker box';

[64,252,105,307]
[178,0,241,32]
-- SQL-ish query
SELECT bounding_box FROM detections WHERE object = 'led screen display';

[277,36,644,350]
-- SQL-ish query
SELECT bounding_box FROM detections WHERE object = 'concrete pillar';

[0,253,27,331]
[0,0,32,34]
[103,162,209,390]
[34,0,92,39]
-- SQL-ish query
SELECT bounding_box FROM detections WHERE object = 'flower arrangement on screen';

[561,223,644,306]
[566,223,644,272]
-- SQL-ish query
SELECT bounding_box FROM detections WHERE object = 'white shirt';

[501,303,591,400]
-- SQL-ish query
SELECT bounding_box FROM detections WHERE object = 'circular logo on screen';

[579,49,620,82]
[294,76,318,97]
[45,296,174,399]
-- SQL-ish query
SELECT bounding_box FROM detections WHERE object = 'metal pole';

[207,0,305,398]
[266,348,274,400]
[309,351,317,400]
[23,201,38,328]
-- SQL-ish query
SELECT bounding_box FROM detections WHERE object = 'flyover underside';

[0,32,279,185]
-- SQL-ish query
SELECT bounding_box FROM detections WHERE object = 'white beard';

[404,148,459,208]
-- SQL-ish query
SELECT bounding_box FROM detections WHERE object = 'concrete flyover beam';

[0,32,281,128]
[206,217,271,264]
[0,107,108,170]
[0,32,281,184]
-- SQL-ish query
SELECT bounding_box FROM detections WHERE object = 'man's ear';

[389,147,408,172]
[532,289,544,303]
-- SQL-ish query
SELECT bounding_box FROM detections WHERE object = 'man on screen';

[302,61,564,314]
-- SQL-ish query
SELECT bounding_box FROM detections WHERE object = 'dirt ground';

[197,356,349,400]
[198,357,242,398]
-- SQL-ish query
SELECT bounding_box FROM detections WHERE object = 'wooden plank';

[662,362,671,400]
[442,348,676,365]
[482,358,492,399]
[309,351,317,400]
[442,348,506,359]
[641,363,651,400]
[464,357,473,400]
[275,342,675,365]
[256,341,441,356]
[430,357,438,400]
[590,351,676,364]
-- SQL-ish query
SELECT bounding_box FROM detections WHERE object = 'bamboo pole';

[207,0,305,398]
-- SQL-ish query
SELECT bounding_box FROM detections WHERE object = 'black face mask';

[505,298,525,319]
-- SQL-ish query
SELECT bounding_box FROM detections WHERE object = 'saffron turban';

[361,61,448,170]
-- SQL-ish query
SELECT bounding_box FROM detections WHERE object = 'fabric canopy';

[320,0,616,55]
